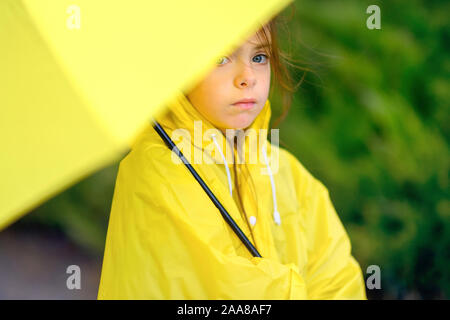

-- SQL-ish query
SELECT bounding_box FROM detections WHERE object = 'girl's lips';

[232,102,256,110]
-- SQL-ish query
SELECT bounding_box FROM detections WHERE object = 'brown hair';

[254,4,311,129]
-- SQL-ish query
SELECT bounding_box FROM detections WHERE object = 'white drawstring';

[211,134,233,197]
[211,134,281,226]
[262,144,281,225]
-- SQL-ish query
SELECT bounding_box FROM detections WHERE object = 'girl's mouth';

[231,102,256,110]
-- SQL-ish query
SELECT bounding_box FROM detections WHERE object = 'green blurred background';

[5,0,449,299]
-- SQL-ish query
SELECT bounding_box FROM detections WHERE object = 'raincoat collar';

[155,90,272,168]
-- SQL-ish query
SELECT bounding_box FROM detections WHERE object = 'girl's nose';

[234,62,256,89]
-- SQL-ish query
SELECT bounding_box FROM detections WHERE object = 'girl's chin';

[222,121,253,131]
[210,113,256,132]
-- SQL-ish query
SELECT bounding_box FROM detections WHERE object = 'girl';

[97,17,367,299]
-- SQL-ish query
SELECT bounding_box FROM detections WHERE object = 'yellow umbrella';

[0,0,292,229]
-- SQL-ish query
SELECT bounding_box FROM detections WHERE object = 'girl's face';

[186,31,271,132]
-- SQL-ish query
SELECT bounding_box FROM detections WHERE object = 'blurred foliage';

[270,0,449,299]
[14,0,448,299]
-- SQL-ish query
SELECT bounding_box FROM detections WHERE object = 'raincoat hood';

[98,92,367,299]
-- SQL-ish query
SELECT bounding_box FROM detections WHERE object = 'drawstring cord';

[262,144,281,225]
[211,134,281,226]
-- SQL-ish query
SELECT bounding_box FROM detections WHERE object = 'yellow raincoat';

[97,92,367,299]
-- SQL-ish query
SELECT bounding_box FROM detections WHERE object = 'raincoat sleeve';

[98,143,308,300]
[287,151,367,300]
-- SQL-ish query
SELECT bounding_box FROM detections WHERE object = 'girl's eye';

[216,54,269,65]
[216,56,229,65]
[253,54,269,64]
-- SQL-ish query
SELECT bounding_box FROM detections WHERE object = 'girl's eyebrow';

[254,43,271,50]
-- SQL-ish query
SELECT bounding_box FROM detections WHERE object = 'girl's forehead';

[236,32,271,51]
[249,29,271,45]
[227,28,271,56]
